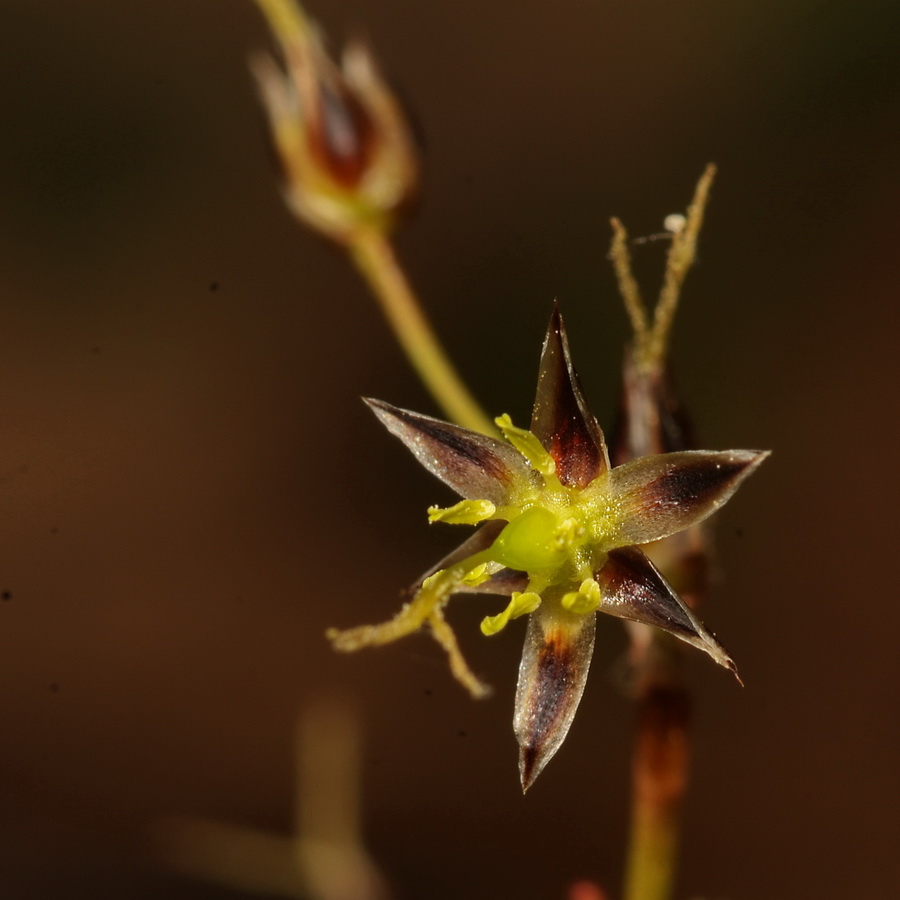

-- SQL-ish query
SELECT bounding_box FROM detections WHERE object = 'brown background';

[0,1,898,897]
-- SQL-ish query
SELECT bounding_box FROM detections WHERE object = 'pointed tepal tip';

[710,639,742,685]
[514,609,597,795]
[740,448,771,467]
[727,657,744,687]
[547,298,565,339]
[731,448,771,479]
[536,303,562,374]
[362,396,430,438]
[519,743,544,794]
[722,448,771,500]
[363,396,409,435]
[362,395,390,417]
[532,300,608,488]
[519,721,573,793]
[707,447,769,478]
[537,302,569,392]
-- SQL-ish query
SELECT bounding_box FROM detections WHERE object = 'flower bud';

[251,0,418,240]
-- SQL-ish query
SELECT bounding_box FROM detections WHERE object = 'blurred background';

[0,0,898,897]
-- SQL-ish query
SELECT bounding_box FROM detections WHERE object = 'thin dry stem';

[622,666,690,900]
[348,227,496,436]
[649,163,716,365]
[151,701,387,899]
[254,0,315,46]
[296,700,362,847]
[608,217,649,341]
[295,701,388,900]
[609,164,717,374]
[611,167,719,900]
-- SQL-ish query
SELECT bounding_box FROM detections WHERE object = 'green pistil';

[491,506,571,571]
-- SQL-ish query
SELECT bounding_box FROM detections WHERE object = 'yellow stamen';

[480,591,542,636]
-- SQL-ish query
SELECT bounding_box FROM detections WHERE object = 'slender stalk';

[149,701,386,899]
[608,217,648,343]
[622,658,691,900]
[608,164,717,375]
[347,227,496,435]
[649,163,716,367]
[610,167,718,900]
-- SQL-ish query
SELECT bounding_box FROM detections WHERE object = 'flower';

[329,308,767,789]
[250,0,418,240]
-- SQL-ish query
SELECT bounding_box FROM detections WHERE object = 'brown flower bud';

[251,0,418,240]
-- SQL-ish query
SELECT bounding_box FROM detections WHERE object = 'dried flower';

[329,308,767,789]
[609,164,719,659]
[251,0,418,240]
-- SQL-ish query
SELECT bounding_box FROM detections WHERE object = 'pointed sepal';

[530,307,609,488]
[365,398,536,505]
[605,449,769,547]
[595,546,737,677]
[513,598,596,791]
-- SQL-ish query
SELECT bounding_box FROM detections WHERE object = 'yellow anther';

[462,563,491,587]
[555,517,582,550]
[494,414,556,476]
[561,578,601,614]
[480,591,542,636]
[428,499,496,525]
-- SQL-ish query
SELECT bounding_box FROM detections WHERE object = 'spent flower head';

[251,0,418,240]
[610,164,721,663]
[329,308,767,789]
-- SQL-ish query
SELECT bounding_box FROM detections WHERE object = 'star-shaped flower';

[329,308,767,789]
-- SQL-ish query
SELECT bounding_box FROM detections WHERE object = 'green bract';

[328,308,768,789]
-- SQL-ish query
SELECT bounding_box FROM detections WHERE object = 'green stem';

[622,664,690,900]
[347,227,496,435]
[624,807,678,900]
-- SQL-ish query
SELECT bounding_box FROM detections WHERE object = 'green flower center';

[491,506,570,571]
[427,415,621,633]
